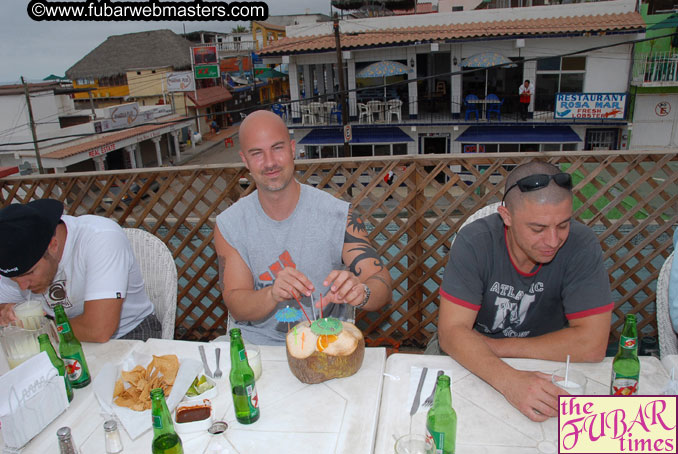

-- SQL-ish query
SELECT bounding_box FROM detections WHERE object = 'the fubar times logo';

[558,396,677,453]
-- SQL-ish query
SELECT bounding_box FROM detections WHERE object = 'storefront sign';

[94,103,154,132]
[167,72,195,92]
[195,65,220,79]
[554,93,626,119]
[192,46,217,65]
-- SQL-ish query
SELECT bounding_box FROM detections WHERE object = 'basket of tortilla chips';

[113,354,179,411]
[93,351,201,440]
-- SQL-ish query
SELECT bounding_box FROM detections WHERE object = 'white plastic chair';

[385,99,402,123]
[450,202,501,248]
[657,251,678,357]
[358,103,371,124]
[123,228,177,339]
[301,105,315,125]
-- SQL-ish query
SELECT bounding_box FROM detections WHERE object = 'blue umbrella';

[275,306,303,323]
[462,52,512,68]
[356,61,411,100]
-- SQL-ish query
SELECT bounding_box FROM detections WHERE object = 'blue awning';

[456,126,581,144]
[298,127,413,145]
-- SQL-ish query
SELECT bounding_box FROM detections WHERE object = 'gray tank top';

[216,183,350,344]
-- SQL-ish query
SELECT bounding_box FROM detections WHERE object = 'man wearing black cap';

[0,199,160,342]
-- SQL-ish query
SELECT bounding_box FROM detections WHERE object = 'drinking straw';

[292,292,311,324]
[565,354,571,383]
[320,293,324,319]
[310,293,317,320]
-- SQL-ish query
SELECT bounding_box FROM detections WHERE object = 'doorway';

[420,135,449,183]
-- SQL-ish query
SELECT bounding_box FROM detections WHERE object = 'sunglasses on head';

[502,172,572,203]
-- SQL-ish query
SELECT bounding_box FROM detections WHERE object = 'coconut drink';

[286,317,365,384]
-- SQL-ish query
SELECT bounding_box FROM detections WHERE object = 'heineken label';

[238,349,247,362]
[56,322,71,334]
[63,353,85,382]
[247,384,259,411]
[152,414,162,429]
[620,335,636,350]
[427,428,445,454]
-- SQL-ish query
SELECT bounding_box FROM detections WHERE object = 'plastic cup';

[245,343,262,381]
[551,368,587,395]
[13,300,44,330]
[394,434,435,454]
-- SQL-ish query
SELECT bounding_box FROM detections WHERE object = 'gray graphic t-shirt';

[440,214,613,338]
[216,183,350,345]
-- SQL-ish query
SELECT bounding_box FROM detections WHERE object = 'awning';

[298,127,414,145]
[455,126,581,144]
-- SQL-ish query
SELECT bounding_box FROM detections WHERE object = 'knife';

[198,345,213,378]
[410,367,428,415]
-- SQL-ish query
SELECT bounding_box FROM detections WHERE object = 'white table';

[467,99,501,120]
[374,354,669,454]
[0,339,143,453]
[72,338,385,454]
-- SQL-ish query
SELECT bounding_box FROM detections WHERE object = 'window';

[585,128,618,150]
[535,56,585,112]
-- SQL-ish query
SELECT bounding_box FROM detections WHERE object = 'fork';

[423,370,445,407]
[213,348,223,379]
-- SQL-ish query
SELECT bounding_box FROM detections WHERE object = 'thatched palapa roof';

[66,29,193,80]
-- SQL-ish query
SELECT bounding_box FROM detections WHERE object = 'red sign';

[192,46,217,65]
[88,143,116,158]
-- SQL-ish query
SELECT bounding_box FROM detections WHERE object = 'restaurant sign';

[195,65,220,80]
[94,103,154,133]
[554,93,626,119]
[167,72,195,92]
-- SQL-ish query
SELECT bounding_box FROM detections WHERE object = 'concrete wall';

[630,94,678,149]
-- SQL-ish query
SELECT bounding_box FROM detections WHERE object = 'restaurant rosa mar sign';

[555,93,626,119]
[558,395,677,453]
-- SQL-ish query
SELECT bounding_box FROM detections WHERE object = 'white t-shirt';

[0,215,154,338]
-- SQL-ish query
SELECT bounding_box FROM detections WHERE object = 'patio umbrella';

[461,52,512,68]
[356,60,411,99]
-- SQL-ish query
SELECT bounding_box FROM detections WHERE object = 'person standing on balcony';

[214,110,392,345]
[0,199,160,341]
[518,80,532,120]
[432,161,613,422]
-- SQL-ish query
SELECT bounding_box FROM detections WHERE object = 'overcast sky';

[1,0,334,84]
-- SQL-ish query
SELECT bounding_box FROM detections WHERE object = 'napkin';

[0,352,69,450]
[407,366,453,415]
[93,351,202,440]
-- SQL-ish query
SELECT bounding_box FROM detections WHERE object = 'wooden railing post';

[408,162,425,344]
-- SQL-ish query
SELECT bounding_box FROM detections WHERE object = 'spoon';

[213,348,223,379]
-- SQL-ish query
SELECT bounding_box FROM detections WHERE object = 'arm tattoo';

[347,208,367,234]
[344,230,384,277]
[217,254,226,292]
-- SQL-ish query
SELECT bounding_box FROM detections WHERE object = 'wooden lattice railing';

[1,151,676,347]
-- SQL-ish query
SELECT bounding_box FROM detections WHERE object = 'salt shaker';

[104,419,124,453]
[57,426,78,454]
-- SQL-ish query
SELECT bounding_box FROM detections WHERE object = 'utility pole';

[21,76,44,174]
[334,18,349,158]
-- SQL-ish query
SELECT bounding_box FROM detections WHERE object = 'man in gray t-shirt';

[213,111,392,345]
[438,161,613,422]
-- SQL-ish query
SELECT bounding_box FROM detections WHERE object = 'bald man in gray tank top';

[214,110,392,345]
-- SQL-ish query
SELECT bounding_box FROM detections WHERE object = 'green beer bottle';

[426,374,457,454]
[38,333,73,402]
[151,388,183,454]
[229,328,260,424]
[610,314,640,396]
[53,304,91,388]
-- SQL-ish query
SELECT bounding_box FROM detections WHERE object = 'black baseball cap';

[0,199,64,278]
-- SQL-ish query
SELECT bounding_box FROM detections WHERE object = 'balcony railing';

[1,152,674,345]
[633,52,678,86]
[217,41,257,52]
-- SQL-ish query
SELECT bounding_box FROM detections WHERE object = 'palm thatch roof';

[66,29,193,80]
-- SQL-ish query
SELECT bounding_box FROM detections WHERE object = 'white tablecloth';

[374,354,670,454]
[4,338,386,454]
